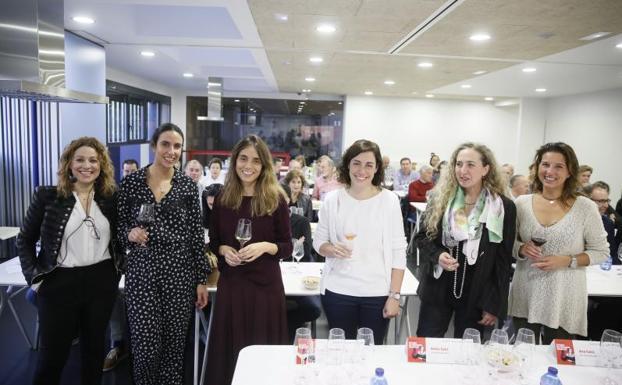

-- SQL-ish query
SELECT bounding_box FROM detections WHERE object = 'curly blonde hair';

[423,143,507,239]
[57,137,116,198]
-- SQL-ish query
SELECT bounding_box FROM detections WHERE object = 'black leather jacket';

[17,186,124,285]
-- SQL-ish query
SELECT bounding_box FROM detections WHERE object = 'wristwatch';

[568,255,578,269]
[389,291,401,301]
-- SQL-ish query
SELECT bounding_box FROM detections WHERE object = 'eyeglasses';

[83,216,101,240]
[592,198,611,205]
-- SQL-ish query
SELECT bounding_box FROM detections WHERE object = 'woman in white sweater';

[508,142,608,344]
[313,140,406,344]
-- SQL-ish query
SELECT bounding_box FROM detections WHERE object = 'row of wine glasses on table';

[294,327,375,385]
[461,327,622,385]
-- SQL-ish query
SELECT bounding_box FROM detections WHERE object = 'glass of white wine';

[235,218,252,264]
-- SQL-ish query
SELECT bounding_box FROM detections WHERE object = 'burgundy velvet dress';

[206,196,292,385]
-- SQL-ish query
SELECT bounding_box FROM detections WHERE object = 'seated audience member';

[312,155,342,201]
[122,159,139,178]
[408,165,434,203]
[585,183,622,341]
[393,157,419,192]
[274,157,284,180]
[201,158,225,187]
[283,169,313,221]
[202,183,224,231]
[585,182,620,262]
[509,174,530,200]
[501,163,515,178]
[185,159,205,205]
[288,159,302,172]
[578,164,592,187]
[381,155,395,190]
[281,185,321,340]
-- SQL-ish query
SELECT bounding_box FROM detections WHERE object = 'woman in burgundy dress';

[206,135,292,385]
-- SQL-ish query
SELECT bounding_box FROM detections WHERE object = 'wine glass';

[294,327,313,384]
[340,217,357,273]
[487,329,510,380]
[235,218,252,249]
[531,226,547,248]
[462,328,482,384]
[514,328,536,384]
[601,329,622,385]
[290,238,305,273]
[136,203,155,248]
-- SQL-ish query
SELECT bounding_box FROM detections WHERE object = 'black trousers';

[321,290,389,345]
[34,259,118,385]
[416,297,484,339]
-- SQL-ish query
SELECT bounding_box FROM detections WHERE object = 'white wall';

[545,87,622,202]
[343,96,519,168]
[516,98,548,175]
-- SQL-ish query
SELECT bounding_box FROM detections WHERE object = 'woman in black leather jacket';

[17,137,122,385]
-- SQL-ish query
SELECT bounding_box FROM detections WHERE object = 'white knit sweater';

[508,195,608,336]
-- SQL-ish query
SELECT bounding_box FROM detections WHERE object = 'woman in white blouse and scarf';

[415,143,516,338]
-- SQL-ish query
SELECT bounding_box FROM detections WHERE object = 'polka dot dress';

[117,167,210,385]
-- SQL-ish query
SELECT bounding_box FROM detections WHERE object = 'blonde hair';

[219,135,285,216]
[423,143,506,239]
[57,137,116,198]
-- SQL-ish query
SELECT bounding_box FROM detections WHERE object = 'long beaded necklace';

[452,245,467,299]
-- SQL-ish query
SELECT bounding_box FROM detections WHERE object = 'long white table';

[232,344,614,385]
[0,227,20,241]
[586,264,622,297]
[195,262,419,385]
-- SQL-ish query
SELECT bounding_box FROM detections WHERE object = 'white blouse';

[58,192,112,267]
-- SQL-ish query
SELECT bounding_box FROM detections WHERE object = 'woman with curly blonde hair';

[415,142,516,338]
[17,136,122,385]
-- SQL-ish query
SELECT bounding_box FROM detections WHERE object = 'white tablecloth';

[232,344,618,385]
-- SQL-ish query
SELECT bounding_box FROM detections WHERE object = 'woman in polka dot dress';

[206,135,292,385]
[117,123,210,385]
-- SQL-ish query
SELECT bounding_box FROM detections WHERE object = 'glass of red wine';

[137,203,155,247]
[531,226,547,247]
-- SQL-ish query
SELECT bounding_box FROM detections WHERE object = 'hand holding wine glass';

[130,203,155,247]
[235,218,252,264]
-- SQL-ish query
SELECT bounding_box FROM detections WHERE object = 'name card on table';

[406,337,464,364]
[554,339,602,367]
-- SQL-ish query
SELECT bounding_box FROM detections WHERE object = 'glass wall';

[186,97,344,166]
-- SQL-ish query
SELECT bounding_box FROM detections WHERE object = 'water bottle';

[540,366,562,385]
[370,367,388,385]
[601,255,613,271]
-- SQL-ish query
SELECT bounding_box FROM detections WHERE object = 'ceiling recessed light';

[182,73,193,78]
[473,70,487,75]
[616,43,622,49]
[579,32,611,41]
[384,80,395,85]
[72,16,95,24]
[535,88,547,93]
[425,94,434,98]
[302,89,311,93]
[309,56,323,63]
[522,67,537,73]
[140,51,155,57]
[305,77,316,82]
[418,62,433,68]
[207,82,222,87]
[461,84,472,89]
[274,13,288,22]
[469,33,491,42]
[316,24,336,33]
[299,101,306,104]
[234,99,240,102]
[485,97,494,101]
[364,91,373,95]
